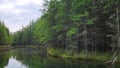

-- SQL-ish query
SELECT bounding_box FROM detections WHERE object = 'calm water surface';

[0,48,120,68]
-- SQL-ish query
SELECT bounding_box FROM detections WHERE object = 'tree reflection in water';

[0,48,119,68]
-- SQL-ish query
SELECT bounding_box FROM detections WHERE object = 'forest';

[0,0,120,64]
[0,20,12,45]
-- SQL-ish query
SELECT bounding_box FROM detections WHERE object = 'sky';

[0,0,44,33]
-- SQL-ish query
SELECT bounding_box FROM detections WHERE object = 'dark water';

[0,48,120,68]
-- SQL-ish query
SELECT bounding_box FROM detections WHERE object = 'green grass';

[47,48,114,62]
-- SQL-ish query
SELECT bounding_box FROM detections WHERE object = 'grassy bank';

[47,48,120,62]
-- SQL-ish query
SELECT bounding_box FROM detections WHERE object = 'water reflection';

[0,48,120,68]
[0,51,10,68]
[5,56,28,68]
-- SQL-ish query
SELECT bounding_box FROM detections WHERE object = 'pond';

[0,48,120,68]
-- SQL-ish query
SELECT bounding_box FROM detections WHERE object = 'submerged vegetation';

[0,0,120,63]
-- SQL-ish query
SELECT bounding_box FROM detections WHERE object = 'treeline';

[0,21,12,45]
[13,0,120,53]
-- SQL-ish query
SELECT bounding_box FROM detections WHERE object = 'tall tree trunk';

[84,23,88,58]
[116,5,120,53]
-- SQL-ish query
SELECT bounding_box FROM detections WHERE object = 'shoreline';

[0,45,13,52]
[46,48,120,64]
[1,46,120,64]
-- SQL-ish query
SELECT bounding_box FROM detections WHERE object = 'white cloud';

[31,0,44,6]
[0,0,43,32]
[15,0,44,6]
[0,8,27,15]
[15,0,31,6]
[0,3,15,10]
[13,9,27,15]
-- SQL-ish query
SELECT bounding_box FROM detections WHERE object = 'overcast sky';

[0,0,44,33]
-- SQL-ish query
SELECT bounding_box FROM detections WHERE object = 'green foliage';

[67,27,78,37]
[0,21,12,45]
[12,0,120,56]
[87,19,94,25]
